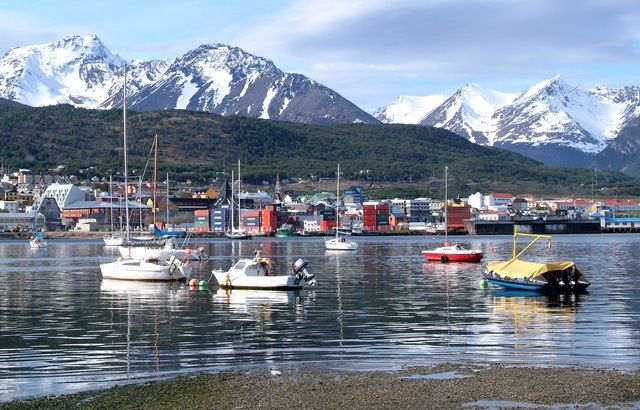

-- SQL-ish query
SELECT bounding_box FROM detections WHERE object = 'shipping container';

[194,209,210,217]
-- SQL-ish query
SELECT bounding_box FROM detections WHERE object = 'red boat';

[421,240,483,263]
[421,167,483,263]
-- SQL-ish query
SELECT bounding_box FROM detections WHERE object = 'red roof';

[602,198,639,206]
[490,192,514,199]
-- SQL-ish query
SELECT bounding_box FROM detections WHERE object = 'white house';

[37,183,92,210]
[0,200,19,213]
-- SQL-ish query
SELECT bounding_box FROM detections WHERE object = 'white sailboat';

[225,160,250,239]
[100,65,190,281]
[325,163,358,251]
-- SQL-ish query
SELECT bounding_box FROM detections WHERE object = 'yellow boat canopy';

[486,259,577,279]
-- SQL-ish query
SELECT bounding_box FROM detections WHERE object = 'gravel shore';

[2,364,639,409]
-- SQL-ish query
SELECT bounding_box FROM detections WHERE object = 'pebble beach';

[2,364,639,409]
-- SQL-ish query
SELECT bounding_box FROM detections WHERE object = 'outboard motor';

[292,258,315,286]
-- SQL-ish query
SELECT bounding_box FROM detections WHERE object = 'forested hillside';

[1,105,638,196]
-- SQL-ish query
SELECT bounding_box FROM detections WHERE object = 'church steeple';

[273,170,282,203]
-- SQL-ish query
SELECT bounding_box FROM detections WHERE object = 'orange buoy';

[189,278,199,287]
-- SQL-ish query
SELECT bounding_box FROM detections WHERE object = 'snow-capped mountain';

[0,34,124,107]
[376,76,640,166]
[372,95,447,124]
[0,35,377,125]
[418,84,516,145]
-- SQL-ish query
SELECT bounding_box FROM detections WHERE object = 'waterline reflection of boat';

[213,288,298,308]
[485,292,584,351]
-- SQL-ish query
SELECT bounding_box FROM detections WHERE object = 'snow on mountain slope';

[417,84,516,144]
[0,35,377,125]
[373,95,446,124]
[376,76,640,163]
[0,34,124,107]
[493,76,628,153]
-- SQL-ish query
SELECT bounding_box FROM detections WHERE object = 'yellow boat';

[484,229,590,293]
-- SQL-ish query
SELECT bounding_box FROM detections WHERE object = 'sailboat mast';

[109,174,114,232]
[237,159,241,229]
[336,163,340,232]
[230,170,235,230]
[152,134,158,226]
[123,64,130,242]
[138,176,143,231]
[166,172,169,226]
[444,166,448,242]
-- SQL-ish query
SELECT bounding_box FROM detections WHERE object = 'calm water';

[1,234,639,401]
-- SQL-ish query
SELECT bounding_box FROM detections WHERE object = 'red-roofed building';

[600,199,640,213]
[488,192,514,208]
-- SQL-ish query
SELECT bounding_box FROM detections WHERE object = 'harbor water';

[0,234,639,402]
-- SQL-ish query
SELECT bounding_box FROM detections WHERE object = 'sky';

[1,0,639,113]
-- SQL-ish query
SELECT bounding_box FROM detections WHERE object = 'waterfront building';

[0,212,45,231]
[38,183,92,210]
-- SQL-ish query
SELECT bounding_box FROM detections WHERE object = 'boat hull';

[225,232,251,240]
[213,270,304,290]
[485,277,547,292]
[422,249,483,262]
[325,237,358,251]
[103,236,123,246]
[100,259,188,281]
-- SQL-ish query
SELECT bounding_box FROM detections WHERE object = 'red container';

[194,209,210,217]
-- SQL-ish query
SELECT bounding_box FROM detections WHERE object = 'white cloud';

[0,9,87,53]
[232,0,640,109]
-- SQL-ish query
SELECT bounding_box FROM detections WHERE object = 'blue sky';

[1,0,639,112]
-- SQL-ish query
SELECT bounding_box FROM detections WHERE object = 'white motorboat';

[100,256,191,281]
[211,248,315,290]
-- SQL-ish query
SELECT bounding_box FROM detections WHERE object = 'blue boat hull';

[486,277,546,292]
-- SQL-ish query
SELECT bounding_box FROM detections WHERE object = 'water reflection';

[1,235,640,402]
[484,291,585,354]
[99,279,190,378]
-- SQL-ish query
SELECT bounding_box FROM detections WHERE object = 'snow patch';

[260,87,277,119]
[279,96,291,115]
[375,95,446,124]
[239,72,259,98]
[176,76,198,109]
